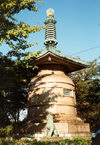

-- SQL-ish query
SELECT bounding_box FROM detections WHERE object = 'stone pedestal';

[29,122,91,139]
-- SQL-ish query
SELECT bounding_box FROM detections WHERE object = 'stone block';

[54,123,68,134]
[68,122,90,133]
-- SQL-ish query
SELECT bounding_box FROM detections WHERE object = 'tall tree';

[70,58,100,132]
[0,0,43,60]
[0,0,42,44]
[0,0,43,126]
[0,43,40,126]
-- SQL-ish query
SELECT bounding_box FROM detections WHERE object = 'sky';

[1,0,100,62]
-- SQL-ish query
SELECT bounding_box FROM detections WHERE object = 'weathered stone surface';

[54,123,68,134]
[68,122,90,133]
[27,63,91,138]
[28,64,77,122]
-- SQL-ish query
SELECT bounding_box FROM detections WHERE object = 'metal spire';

[44,8,58,47]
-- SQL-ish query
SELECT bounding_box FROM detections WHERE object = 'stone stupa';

[27,8,91,138]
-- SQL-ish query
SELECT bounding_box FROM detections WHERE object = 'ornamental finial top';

[44,8,58,47]
[46,8,54,17]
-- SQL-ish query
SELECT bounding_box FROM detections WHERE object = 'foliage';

[0,52,39,125]
[69,57,100,132]
[0,138,92,145]
[0,125,13,137]
[6,125,13,136]
[73,137,92,145]
[0,128,6,137]
[0,0,44,61]
[0,0,42,126]
[0,0,43,47]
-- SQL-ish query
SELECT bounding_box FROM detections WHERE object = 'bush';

[59,139,73,144]
[0,138,92,145]
[6,125,13,136]
[72,137,92,145]
[0,128,6,137]
[0,125,13,137]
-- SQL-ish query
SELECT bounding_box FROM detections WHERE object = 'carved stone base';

[30,122,91,139]
[18,119,91,139]
[54,122,90,135]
